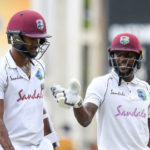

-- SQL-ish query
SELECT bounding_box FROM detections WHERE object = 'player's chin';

[30,48,37,54]
[29,51,37,58]
[119,67,128,73]
[118,68,130,74]
[119,68,134,76]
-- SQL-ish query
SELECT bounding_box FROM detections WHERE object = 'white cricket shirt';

[84,70,150,150]
[0,51,45,146]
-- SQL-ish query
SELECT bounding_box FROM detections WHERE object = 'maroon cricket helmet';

[109,33,142,54]
[7,10,51,38]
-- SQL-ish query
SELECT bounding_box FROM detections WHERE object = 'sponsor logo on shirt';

[115,105,146,118]
[17,89,43,102]
[110,89,125,96]
[10,75,23,80]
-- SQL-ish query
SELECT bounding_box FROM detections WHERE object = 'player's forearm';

[0,119,14,150]
[73,106,92,127]
[73,102,98,127]
[44,118,51,136]
[43,109,59,149]
[43,118,57,150]
[147,137,150,147]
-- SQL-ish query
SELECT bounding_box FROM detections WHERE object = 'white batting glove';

[51,79,83,108]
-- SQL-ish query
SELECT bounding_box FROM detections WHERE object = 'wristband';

[45,132,59,146]
[43,113,49,119]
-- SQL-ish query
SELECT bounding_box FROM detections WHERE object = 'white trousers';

[0,137,54,150]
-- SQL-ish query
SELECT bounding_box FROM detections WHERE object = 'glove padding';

[51,79,83,108]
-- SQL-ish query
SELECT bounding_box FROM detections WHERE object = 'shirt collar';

[110,69,138,85]
[5,50,37,69]
[5,50,17,69]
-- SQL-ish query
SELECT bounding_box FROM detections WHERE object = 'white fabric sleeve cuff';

[45,132,59,146]
[43,113,49,120]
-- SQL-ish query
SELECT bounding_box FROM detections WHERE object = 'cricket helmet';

[108,33,143,82]
[109,33,142,54]
[6,10,51,59]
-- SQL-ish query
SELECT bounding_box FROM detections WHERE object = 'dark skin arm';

[73,102,98,127]
[0,100,14,150]
[43,109,57,150]
[147,118,150,147]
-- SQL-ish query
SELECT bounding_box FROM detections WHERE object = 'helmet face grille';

[35,40,50,59]
[6,10,51,59]
[7,30,50,59]
[7,10,51,38]
[109,52,143,78]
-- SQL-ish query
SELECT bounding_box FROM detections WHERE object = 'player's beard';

[21,45,38,59]
[115,67,134,78]
[113,61,135,78]
[28,49,38,58]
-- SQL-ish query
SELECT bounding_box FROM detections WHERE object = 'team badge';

[137,89,147,100]
[36,19,44,30]
[120,36,129,45]
[36,69,43,80]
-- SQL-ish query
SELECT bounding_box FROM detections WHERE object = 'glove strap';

[73,97,83,108]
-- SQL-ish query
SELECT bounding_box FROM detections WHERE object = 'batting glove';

[51,79,83,108]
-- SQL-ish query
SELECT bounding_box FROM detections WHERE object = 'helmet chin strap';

[118,77,122,86]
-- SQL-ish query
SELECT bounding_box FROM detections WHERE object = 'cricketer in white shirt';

[84,70,150,150]
[51,33,150,150]
[0,51,57,150]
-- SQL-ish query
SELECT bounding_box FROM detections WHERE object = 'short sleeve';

[148,107,150,118]
[0,62,8,99]
[146,86,150,118]
[144,82,150,118]
[84,75,109,107]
